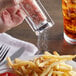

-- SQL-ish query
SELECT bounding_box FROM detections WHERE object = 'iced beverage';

[62,0,76,44]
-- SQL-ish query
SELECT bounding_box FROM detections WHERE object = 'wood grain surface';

[6,0,76,57]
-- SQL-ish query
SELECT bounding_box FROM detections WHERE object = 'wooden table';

[7,0,76,56]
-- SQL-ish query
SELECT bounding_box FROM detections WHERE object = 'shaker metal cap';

[35,22,53,36]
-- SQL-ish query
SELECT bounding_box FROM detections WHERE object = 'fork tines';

[0,44,10,62]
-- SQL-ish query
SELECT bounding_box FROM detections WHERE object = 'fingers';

[14,0,23,5]
[0,0,23,12]
[0,10,13,32]
[12,9,26,27]
[6,5,20,14]
[2,10,13,27]
[6,5,26,27]
[0,5,26,33]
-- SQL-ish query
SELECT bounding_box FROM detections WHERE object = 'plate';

[0,55,76,73]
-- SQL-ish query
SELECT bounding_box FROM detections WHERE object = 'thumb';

[0,0,23,12]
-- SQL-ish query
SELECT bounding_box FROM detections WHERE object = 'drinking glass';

[62,0,76,44]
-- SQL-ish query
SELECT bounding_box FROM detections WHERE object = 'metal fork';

[0,44,10,62]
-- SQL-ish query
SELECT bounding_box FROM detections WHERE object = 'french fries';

[7,51,76,76]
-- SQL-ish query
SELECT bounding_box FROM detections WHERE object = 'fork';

[0,44,10,62]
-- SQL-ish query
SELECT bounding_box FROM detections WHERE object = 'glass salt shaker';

[20,0,54,35]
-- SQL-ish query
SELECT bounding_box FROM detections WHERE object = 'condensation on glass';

[62,0,76,44]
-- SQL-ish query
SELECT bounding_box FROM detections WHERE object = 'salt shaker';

[20,0,54,35]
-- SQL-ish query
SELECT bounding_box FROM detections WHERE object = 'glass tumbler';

[62,0,76,44]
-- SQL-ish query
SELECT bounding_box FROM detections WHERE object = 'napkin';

[0,33,38,55]
[0,33,38,69]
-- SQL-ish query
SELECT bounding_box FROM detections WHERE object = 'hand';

[0,5,26,33]
[0,0,23,12]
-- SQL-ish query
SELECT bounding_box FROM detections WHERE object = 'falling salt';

[37,29,48,54]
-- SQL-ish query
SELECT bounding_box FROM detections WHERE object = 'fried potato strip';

[7,51,76,76]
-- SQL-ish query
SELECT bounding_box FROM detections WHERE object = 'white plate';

[0,55,76,73]
[20,55,76,70]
